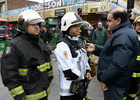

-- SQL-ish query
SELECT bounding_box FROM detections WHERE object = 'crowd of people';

[0,7,140,100]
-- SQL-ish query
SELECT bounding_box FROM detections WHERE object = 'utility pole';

[43,0,45,20]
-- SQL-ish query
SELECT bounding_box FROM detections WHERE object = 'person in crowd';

[1,9,53,100]
[79,21,96,77]
[54,25,62,39]
[41,24,52,49]
[92,21,108,46]
[124,16,140,100]
[54,12,92,100]
[85,7,139,100]
[92,21,109,64]
[54,25,61,33]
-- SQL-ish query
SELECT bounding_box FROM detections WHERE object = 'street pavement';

[0,53,104,100]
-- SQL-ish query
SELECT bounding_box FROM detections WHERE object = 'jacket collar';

[112,21,131,33]
[22,33,39,43]
[65,35,78,41]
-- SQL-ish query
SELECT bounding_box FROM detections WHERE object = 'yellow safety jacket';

[132,39,140,78]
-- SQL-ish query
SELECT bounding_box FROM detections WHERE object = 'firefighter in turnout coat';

[79,21,96,77]
[1,10,53,100]
[124,16,140,100]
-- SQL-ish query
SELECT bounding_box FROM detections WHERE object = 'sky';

[27,0,53,3]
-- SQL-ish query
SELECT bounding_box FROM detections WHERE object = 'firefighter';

[1,9,53,100]
[54,12,92,100]
[79,21,96,77]
[124,16,140,100]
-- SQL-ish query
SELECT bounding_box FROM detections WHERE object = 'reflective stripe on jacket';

[18,62,51,76]
[132,55,140,78]
[10,85,50,100]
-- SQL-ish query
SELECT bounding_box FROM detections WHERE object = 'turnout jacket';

[1,33,53,100]
[54,35,91,96]
[94,21,139,88]
[133,36,140,78]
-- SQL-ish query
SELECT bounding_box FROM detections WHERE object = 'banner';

[63,0,85,6]
[3,0,62,17]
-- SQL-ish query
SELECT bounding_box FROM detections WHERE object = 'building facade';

[0,0,140,28]
[0,0,38,18]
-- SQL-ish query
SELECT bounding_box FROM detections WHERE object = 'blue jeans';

[104,85,126,100]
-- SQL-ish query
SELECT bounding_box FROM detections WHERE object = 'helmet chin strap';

[65,27,71,36]
[137,31,140,35]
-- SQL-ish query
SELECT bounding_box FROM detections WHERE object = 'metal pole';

[43,0,45,20]
[25,0,27,7]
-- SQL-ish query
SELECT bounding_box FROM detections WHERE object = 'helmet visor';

[28,18,45,24]
[136,18,140,23]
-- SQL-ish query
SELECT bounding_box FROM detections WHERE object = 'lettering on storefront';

[3,0,62,17]
[43,0,62,9]
[69,5,88,12]
[45,10,53,17]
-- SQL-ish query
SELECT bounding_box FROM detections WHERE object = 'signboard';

[0,40,9,51]
[90,8,98,12]
[49,18,53,24]
[3,0,62,17]
[55,9,66,16]
[63,0,85,6]
[45,10,54,17]
[88,1,108,13]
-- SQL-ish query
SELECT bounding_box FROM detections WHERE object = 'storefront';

[1,1,109,25]
[2,0,140,28]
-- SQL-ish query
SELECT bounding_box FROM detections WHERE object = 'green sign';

[49,18,53,25]
[0,40,9,51]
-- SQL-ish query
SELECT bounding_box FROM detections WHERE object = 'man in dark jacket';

[41,24,52,49]
[85,8,139,100]
[1,10,53,100]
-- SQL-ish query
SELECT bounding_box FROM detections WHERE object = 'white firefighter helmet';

[17,9,45,33]
[61,12,83,31]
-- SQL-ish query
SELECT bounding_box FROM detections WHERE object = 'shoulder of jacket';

[56,41,68,47]
[103,28,107,31]
[94,29,98,32]
[9,35,25,46]
[39,38,44,43]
